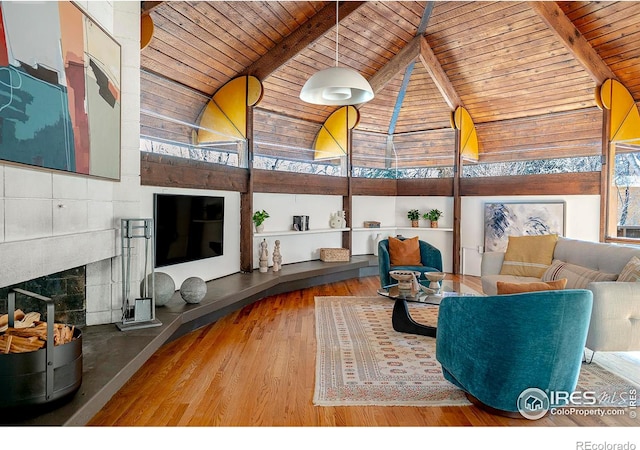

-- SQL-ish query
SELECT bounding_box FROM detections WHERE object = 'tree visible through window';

[614,149,640,239]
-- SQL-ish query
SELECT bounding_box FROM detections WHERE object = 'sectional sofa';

[481,236,640,354]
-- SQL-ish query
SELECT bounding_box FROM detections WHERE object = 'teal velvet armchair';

[436,289,593,417]
[378,238,443,288]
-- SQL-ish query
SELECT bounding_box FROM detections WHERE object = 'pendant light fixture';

[299,1,374,106]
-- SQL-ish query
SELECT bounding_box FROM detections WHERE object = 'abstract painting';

[0,1,120,179]
[484,202,565,252]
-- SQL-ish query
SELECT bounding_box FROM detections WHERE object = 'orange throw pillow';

[496,278,568,295]
[388,236,422,266]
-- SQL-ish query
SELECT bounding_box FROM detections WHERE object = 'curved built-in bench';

[7,256,376,426]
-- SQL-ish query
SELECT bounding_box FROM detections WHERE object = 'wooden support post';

[343,121,353,254]
[600,107,612,242]
[453,128,462,275]
[240,91,254,273]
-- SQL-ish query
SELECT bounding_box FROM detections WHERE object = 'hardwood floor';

[88,274,638,427]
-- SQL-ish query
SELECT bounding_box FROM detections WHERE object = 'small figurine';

[272,240,282,272]
[259,239,269,273]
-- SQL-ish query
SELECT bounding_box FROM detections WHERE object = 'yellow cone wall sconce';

[597,79,640,146]
[197,76,263,144]
[141,14,154,50]
[313,106,360,160]
[451,106,479,162]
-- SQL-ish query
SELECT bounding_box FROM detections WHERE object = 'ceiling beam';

[242,1,365,81]
[366,36,421,97]
[418,36,462,110]
[387,61,415,135]
[528,1,616,84]
[141,1,163,15]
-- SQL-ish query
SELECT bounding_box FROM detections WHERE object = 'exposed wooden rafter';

[529,1,616,84]
[418,36,462,110]
[367,36,420,98]
[141,1,163,15]
[242,1,365,81]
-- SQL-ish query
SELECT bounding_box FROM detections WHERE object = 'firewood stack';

[0,309,76,354]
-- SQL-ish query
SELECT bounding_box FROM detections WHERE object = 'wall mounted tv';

[154,194,224,268]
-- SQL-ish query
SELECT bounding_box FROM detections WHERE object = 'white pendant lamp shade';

[300,66,374,106]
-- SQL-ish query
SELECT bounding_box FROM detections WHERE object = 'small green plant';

[407,209,420,221]
[252,210,270,226]
[423,209,443,222]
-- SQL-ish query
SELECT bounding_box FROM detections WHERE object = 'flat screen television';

[154,193,224,268]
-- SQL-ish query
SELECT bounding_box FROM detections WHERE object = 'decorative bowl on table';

[389,270,422,292]
[425,272,446,291]
[418,284,438,295]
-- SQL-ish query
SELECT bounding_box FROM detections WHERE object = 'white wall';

[249,194,456,271]
[252,193,344,267]
[140,187,241,288]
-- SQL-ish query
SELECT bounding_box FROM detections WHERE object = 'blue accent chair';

[436,289,593,417]
[377,237,443,288]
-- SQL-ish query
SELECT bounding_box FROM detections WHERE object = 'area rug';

[313,295,470,406]
[313,296,640,408]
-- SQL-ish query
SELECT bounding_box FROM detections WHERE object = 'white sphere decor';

[180,277,207,304]
[141,272,175,307]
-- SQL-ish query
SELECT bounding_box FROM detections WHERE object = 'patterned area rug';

[314,296,470,406]
[313,296,640,408]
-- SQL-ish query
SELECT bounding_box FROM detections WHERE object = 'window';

[611,146,640,239]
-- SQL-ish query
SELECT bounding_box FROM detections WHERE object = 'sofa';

[481,236,640,353]
[436,289,593,416]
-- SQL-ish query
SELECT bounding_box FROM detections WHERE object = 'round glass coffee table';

[377,280,480,337]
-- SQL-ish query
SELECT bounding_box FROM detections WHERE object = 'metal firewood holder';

[0,288,83,408]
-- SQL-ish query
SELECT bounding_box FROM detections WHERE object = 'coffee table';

[377,280,481,337]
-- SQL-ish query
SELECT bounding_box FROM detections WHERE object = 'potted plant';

[252,210,270,233]
[424,209,443,228]
[407,209,420,227]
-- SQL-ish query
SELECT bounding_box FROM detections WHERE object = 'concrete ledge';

[0,229,118,287]
[4,256,376,426]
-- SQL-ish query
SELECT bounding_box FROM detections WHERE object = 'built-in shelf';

[353,227,453,232]
[396,227,454,232]
[254,226,452,238]
[254,227,350,237]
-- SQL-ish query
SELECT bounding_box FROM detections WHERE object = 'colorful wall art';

[484,202,565,253]
[0,1,121,179]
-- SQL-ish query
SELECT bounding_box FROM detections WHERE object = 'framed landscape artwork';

[0,1,121,179]
[484,202,565,253]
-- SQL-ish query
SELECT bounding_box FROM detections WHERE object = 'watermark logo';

[517,387,637,420]
[517,387,550,420]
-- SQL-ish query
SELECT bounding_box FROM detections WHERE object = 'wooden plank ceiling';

[140,1,640,168]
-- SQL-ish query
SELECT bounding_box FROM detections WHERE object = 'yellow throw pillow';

[389,236,422,266]
[500,234,559,278]
[497,278,567,295]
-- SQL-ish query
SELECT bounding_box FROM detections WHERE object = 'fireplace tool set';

[116,218,162,331]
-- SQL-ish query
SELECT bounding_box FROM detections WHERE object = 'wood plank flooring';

[88,275,638,427]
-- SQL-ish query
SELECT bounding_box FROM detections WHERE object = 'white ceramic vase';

[373,233,382,256]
